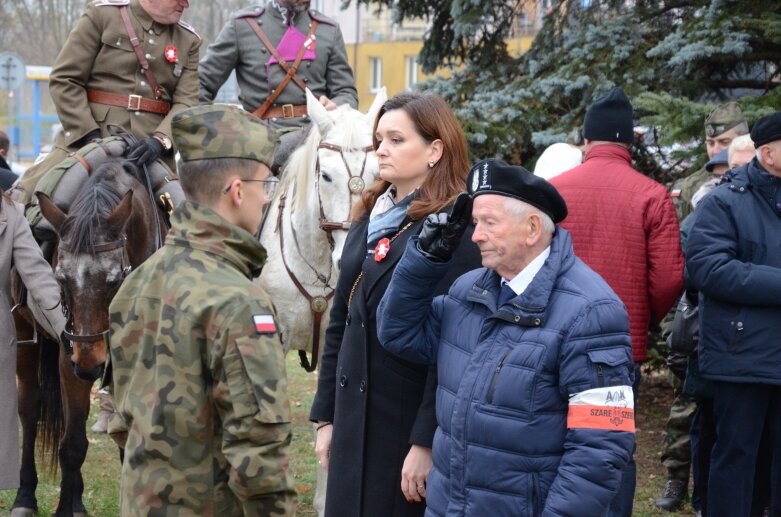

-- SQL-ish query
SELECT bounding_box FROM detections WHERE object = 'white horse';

[258,87,387,371]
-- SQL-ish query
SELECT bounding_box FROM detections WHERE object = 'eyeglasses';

[222,177,279,198]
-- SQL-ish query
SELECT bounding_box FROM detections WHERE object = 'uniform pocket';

[101,31,133,52]
[222,352,259,419]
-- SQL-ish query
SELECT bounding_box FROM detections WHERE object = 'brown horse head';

[38,160,159,383]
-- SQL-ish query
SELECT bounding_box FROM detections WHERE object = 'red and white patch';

[567,385,635,432]
[671,188,681,198]
[374,237,390,262]
[253,314,277,334]
[164,45,178,63]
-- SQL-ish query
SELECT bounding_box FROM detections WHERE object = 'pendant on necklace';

[374,237,391,262]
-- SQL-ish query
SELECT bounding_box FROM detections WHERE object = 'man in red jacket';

[550,87,684,517]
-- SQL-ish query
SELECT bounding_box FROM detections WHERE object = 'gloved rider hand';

[75,129,101,148]
[127,137,164,165]
[417,192,473,262]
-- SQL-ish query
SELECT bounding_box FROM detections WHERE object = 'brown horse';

[12,159,163,517]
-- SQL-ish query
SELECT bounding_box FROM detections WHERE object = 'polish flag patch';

[567,385,635,432]
[253,314,277,334]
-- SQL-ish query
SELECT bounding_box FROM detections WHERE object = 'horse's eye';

[321,172,332,183]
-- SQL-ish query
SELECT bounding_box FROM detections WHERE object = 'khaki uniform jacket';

[108,201,295,516]
[0,197,65,489]
[49,0,201,148]
[199,3,357,131]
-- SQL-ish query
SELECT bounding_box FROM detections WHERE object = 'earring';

[428,161,435,168]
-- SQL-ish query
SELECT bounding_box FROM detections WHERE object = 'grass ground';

[2,360,695,516]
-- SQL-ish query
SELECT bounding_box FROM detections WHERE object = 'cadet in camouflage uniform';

[670,102,748,221]
[17,0,201,204]
[656,102,749,512]
[108,104,296,516]
[199,0,357,171]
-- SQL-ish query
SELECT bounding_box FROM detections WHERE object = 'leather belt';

[87,89,171,115]
[259,103,307,120]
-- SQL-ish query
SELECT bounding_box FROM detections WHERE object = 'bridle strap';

[315,143,373,235]
[63,329,108,344]
[275,193,334,372]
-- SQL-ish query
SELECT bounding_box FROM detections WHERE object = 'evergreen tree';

[353,0,781,181]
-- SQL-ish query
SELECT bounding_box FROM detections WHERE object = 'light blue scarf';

[366,188,414,248]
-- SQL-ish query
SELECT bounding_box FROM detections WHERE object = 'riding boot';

[91,389,114,434]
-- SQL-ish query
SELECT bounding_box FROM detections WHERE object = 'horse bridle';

[59,236,131,350]
[315,142,375,246]
[278,141,374,372]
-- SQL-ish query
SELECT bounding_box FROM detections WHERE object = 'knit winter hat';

[583,87,634,144]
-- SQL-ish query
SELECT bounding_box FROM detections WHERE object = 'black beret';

[750,112,781,148]
[467,158,568,224]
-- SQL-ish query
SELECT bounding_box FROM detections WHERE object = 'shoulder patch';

[253,314,277,334]
[308,9,337,26]
[235,5,265,19]
[177,19,200,39]
[92,0,129,6]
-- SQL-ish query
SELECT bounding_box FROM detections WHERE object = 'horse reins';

[278,141,374,372]
[59,236,131,349]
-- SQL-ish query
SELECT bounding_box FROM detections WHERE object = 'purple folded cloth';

[268,25,316,66]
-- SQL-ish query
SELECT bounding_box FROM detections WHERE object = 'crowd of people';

[1,0,780,516]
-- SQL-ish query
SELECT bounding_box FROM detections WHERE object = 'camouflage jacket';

[108,201,296,516]
[671,166,710,221]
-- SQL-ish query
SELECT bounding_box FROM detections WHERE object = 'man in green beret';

[671,102,748,221]
[107,104,296,516]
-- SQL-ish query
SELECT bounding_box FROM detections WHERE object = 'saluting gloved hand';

[417,192,473,262]
[127,137,163,166]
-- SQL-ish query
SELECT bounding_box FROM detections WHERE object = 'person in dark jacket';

[309,91,481,517]
[377,159,636,517]
[686,111,781,517]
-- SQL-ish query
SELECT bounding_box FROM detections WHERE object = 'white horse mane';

[281,104,373,212]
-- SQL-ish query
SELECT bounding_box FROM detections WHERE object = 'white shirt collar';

[503,246,551,296]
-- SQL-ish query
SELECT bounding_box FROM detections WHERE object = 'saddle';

[26,126,184,241]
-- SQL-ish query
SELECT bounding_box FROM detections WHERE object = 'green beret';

[704,102,746,137]
[171,105,277,167]
[467,158,568,224]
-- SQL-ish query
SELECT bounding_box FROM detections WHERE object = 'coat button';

[148,38,155,44]
[359,380,366,392]
[140,80,147,87]
[339,375,348,387]
[145,53,152,59]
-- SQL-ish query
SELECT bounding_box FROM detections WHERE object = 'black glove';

[75,129,101,148]
[665,346,689,381]
[417,192,473,262]
[127,137,163,165]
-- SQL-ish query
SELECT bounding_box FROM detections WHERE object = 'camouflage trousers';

[661,371,697,481]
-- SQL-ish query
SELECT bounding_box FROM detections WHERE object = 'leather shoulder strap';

[246,18,317,118]
[119,6,163,100]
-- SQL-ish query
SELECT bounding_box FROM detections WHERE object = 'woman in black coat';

[310,92,482,517]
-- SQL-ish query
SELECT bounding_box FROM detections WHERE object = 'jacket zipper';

[531,472,539,517]
[597,364,605,388]
[486,350,511,404]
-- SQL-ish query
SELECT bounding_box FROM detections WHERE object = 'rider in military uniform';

[199,0,358,171]
[17,0,201,204]
[108,104,296,516]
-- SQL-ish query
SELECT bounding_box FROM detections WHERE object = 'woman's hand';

[314,422,333,470]
[401,444,433,503]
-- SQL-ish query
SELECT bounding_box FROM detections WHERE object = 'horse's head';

[37,164,141,383]
[304,87,387,272]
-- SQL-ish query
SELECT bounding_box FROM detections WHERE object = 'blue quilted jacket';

[378,228,635,517]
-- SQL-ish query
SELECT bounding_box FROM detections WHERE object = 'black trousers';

[708,382,781,517]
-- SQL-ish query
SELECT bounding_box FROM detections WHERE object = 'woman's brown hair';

[352,91,470,221]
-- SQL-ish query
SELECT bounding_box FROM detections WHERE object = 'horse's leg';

[54,351,92,517]
[11,342,41,517]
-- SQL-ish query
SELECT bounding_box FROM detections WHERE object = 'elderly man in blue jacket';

[377,159,635,517]
[686,112,781,517]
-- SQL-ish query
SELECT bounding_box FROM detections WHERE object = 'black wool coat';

[310,214,481,517]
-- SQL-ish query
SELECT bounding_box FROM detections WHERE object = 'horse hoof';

[10,508,36,517]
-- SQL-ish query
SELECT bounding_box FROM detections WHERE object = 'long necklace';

[348,221,415,308]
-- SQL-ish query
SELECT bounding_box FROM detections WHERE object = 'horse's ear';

[37,193,67,234]
[106,191,134,231]
[366,86,387,125]
[306,88,333,135]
